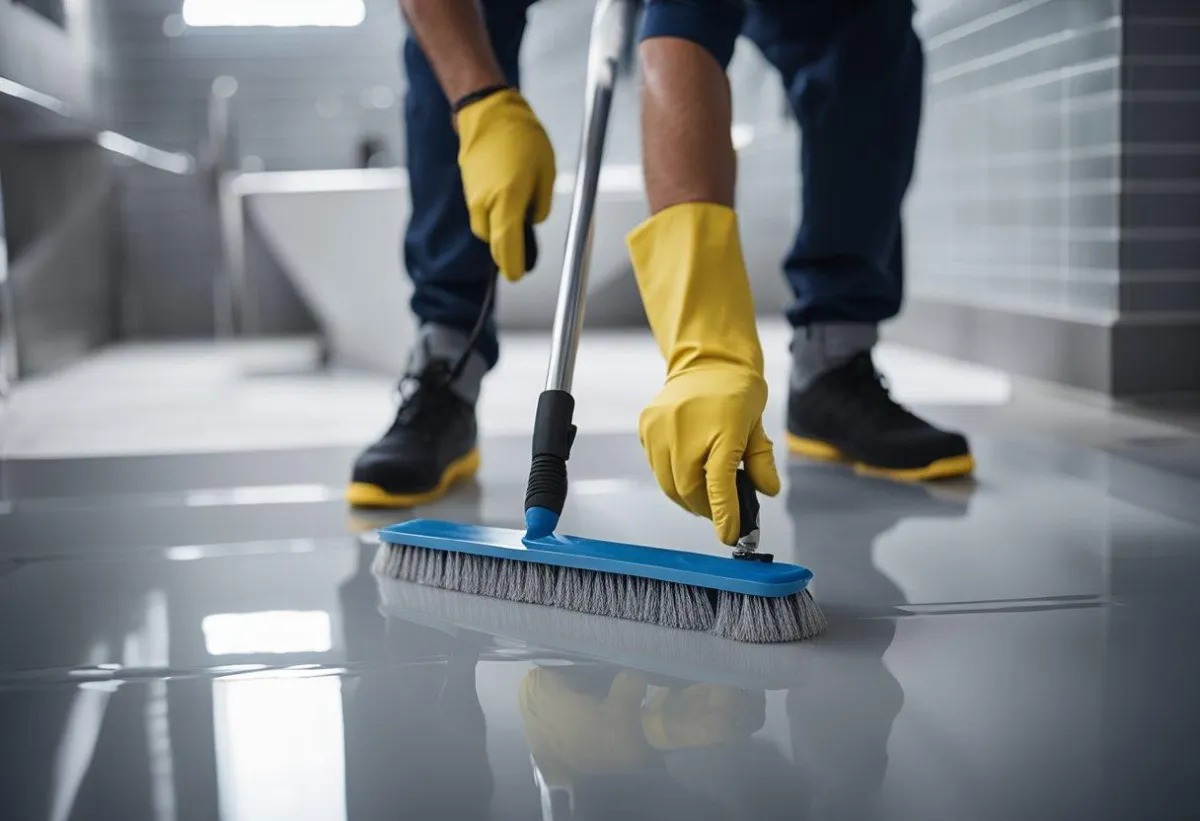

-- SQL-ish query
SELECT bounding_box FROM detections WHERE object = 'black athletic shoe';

[347,358,479,507]
[786,351,974,480]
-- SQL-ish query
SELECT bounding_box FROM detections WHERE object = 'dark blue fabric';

[638,0,747,70]
[742,0,923,326]
[401,1,536,369]
[401,0,923,369]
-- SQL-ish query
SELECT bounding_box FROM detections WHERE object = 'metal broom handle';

[544,0,638,393]
[524,0,638,534]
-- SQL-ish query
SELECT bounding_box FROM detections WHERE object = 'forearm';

[640,37,735,213]
[399,0,506,103]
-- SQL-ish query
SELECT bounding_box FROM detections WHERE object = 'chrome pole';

[0,168,15,401]
[543,0,638,393]
[0,168,14,462]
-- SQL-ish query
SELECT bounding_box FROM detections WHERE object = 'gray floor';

[1,342,1199,821]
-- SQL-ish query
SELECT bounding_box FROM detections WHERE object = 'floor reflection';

[213,672,346,821]
[363,462,975,820]
[24,428,1200,821]
[779,462,972,821]
[340,489,496,820]
[520,665,774,820]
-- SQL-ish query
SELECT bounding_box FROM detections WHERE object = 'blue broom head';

[377,518,813,598]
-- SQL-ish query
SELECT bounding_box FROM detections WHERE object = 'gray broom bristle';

[372,542,827,643]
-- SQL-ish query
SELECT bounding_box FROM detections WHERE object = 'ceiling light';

[182,0,365,28]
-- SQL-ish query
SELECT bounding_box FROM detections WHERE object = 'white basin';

[235,130,797,375]
[238,166,649,374]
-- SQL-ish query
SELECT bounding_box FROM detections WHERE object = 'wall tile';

[908,0,1124,319]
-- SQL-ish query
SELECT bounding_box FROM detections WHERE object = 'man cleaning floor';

[348,0,974,546]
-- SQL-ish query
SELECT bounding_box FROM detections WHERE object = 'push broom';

[373,0,826,643]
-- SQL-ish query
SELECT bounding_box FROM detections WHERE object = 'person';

[347,0,974,546]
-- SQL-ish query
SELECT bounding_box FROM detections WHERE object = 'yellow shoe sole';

[786,433,975,482]
[346,448,481,508]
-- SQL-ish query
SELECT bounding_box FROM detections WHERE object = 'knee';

[638,0,746,72]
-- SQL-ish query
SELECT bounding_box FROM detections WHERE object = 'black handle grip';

[733,468,773,562]
[735,468,760,542]
[525,453,568,516]
[524,215,538,273]
[524,389,577,515]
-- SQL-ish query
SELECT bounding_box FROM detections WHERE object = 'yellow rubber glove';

[455,88,556,282]
[518,667,658,786]
[627,203,781,545]
[642,684,766,751]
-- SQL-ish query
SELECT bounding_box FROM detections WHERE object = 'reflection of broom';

[373,0,825,643]
[377,576,816,691]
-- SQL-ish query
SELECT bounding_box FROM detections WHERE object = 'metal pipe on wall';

[0,167,14,400]
[203,76,257,338]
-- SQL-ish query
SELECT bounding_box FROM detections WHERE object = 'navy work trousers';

[401,0,924,369]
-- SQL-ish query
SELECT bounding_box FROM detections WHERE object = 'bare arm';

[399,0,506,104]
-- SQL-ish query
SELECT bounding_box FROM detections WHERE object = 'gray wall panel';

[114,164,221,338]
[1120,0,1200,330]
[0,141,120,377]
[0,0,114,126]
[0,0,126,379]
[891,0,1200,394]
[95,0,410,338]
[907,0,1125,323]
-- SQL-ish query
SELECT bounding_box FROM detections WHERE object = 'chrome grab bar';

[0,169,12,402]
[201,77,256,337]
[0,75,195,175]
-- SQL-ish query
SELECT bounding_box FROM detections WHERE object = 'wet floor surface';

[2,430,1198,820]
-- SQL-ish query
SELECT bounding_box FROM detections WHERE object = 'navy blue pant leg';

[401,0,537,370]
[639,0,747,70]
[742,0,924,327]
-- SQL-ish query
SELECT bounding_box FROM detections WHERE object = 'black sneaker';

[786,351,974,481]
[346,358,479,507]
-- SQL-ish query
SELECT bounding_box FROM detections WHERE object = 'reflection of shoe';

[346,511,399,536]
[787,461,974,518]
[347,357,479,508]
[786,351,974,481]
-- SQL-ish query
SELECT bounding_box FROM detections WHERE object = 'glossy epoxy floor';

[2,376,1200,820]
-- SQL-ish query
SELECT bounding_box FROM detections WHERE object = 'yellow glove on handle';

[642,684,767,751]
[518,667,657,784]
[627,202,781,546]
[455,88,556,282]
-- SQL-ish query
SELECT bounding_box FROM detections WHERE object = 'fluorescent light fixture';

[202,611,333,655]
[182,0,366,27]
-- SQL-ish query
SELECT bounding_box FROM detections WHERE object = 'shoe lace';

[390,362,459,436]
[388,273,498,438]
[842,353,922,427]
